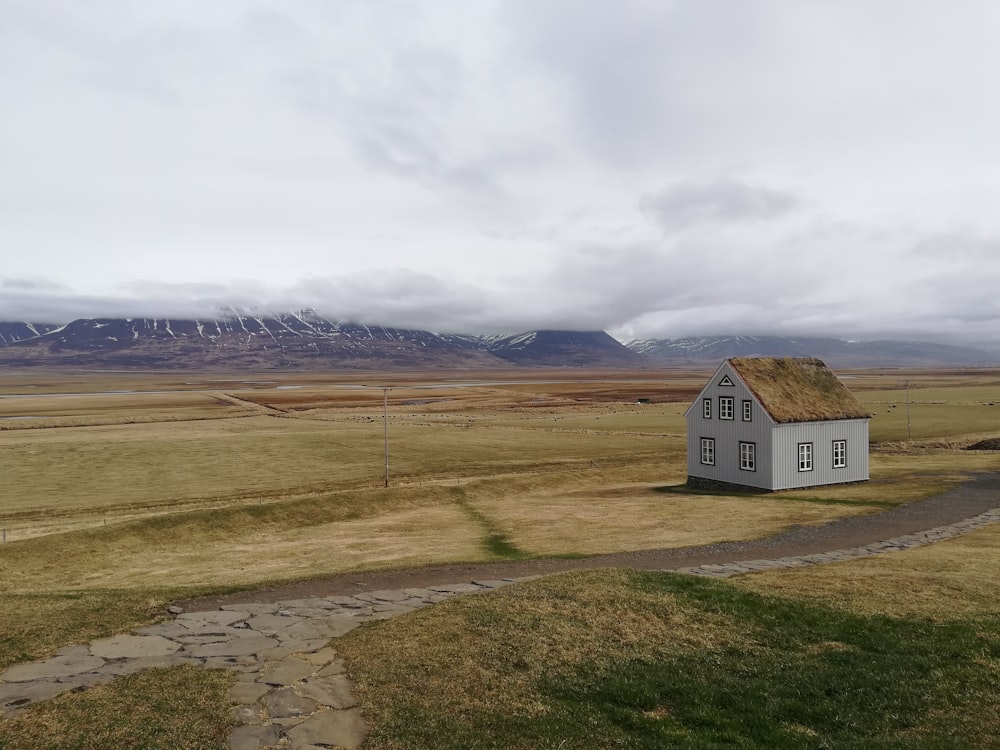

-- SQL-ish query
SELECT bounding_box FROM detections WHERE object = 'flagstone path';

[2,473,999,749]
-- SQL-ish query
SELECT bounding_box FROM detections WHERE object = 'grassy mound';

[339,570,1000,749]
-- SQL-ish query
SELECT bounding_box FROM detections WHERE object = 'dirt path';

[177,472,1000,611]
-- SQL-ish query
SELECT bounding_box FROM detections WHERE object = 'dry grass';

[736,523,1000,621]
[0,486,484,593]
[0,366,996,675]
[471,483,881,556]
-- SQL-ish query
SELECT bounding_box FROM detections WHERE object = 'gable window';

[739,441,756,471]
[703,398,712,419]
[798,443,813,472]
[719,396,734,420]
[742,400,752,422]
[719,374,735,386]
[833,440,847,468]
[700,438,715,465]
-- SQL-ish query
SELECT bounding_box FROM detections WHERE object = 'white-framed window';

[700,438,715,465]
[742,399,752,422]
[719,396,734,420]
[798,442,813,472]
[739,441,755,471]
[703,398,712,419]
[833,440,847,468]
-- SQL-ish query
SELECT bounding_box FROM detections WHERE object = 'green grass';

[340,571,1000,749]
[0,666,236,750]
[453,496,530,559]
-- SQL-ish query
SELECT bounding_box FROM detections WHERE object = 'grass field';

[0,366,998,748]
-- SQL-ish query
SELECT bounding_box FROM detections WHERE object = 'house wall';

[769,419,869,490]
[685,362,774,490]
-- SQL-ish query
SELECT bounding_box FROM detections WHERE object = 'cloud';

[639,179,800,231]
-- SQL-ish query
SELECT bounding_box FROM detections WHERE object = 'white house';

[685,357,871,492]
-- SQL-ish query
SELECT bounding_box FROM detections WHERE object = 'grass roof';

[728,357,870,424]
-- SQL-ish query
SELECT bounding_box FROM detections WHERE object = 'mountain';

[0,321,61,345]
[3,317,996,369]
[627,335,1000,367]
[485,330,644,367]
[0,311,635,370]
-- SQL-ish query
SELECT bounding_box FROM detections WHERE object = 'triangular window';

[719,375,735,386]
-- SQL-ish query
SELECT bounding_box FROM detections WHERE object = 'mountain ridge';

[626,335,1000,367]
[0,316,996,369]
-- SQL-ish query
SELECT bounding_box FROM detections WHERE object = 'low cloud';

[639,179,799,231]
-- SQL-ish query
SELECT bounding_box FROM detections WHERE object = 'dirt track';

[176,472,1000,611]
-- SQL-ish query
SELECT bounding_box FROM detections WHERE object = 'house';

[685,357,870,492]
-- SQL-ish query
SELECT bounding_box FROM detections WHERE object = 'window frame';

[832,439,847,469]
[798,442,814,472]
[719,396,734,420]
[739,441,756,472]
[700,437,715,466]
[742,399,752,422]
[703,398,712,419]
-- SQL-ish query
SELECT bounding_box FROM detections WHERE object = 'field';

[1,366,999,748]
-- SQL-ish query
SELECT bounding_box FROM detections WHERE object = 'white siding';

[686,362,774,490]
[770,419,869,490]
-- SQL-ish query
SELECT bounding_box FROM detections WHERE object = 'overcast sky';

[3,1,1000,345]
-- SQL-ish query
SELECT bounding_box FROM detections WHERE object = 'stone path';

[2,507,998,749]
[0,579,527,749]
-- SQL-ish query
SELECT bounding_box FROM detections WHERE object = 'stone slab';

[1,679,71,711]
[230,680,272,704]
[310,617,363,638]
[89,634,181,660]
[297,675,357,709]
[228,723,282,750]
[246,613,306,636]
[299,647,338,666]
[263,686,318,719]
[257,656,316,686]
[176,610,247,627]
[1,653,105,683]
[285,708,367,750]
[187,636,278,659]
[220,603,280,615]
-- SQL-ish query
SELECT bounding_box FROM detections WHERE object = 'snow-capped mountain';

[627,335,999,367]
[0,311,639,369]
[0,321,61,345]
[486,330,645,367]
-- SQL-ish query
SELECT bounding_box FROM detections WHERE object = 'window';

[703,398,712,419]
[742,399,752,422]
[719,396,734,420]
[700,438,715,465]
[719,375,735,386]
[798,443,813,472]
[833,440,847,468]
[739,441,755,471]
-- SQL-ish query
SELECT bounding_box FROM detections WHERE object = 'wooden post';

[383,386,390,488]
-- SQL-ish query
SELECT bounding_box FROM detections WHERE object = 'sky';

[3,1,1000,346]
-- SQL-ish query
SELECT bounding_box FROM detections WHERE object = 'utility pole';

[905,379,911,440]
[383,386,390,487]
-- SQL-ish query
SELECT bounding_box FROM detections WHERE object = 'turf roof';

[728,357,871,424]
